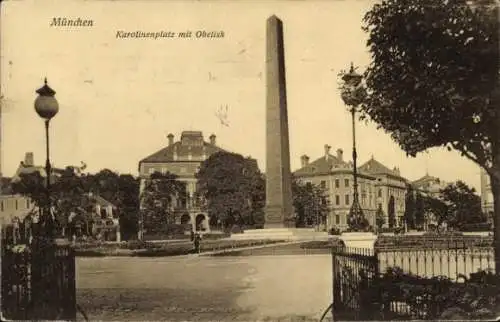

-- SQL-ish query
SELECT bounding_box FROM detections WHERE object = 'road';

[76,254,333,321]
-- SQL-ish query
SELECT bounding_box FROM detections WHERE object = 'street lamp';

[340,63,368,231]
[34,78,59,239]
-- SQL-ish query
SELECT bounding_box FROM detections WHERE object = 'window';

[335,179,340,188]
[15,200,18,210]
[180,167,187,173]
[161,167,167,174]
[101,209,107,219]
[1,201,3,211]
[335,215,340,225]
[378,189,382,198]
[149,168,155,174]
[335,195,340,205]
[320,180,326,189]
[26,200,30,208]
[344,179,349,187]
[345,194,350,205]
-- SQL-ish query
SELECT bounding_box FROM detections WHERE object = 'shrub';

[329,227,341,235]
[370,268,500,320]
[460,222,492,232]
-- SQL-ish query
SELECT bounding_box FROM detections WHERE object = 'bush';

[202,232,230,240]
[369,268,500,320]
[460,222,492,232]
[329,227,341,235]
[229,225,243,234]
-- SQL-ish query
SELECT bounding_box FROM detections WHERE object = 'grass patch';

[75,239,286,257]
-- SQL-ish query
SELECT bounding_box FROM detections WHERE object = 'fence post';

[331,246,337,321]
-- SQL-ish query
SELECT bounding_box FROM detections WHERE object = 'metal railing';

[330,235,496,321]
[1,225,77,320]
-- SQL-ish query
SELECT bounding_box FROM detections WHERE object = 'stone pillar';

[264,15,294,229]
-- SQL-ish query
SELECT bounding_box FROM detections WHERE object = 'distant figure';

[193,233,202,253]
[190,228,195,242]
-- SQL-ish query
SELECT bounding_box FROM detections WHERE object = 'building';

[138,131,230,236]
[480,168,494,216]
[293,145,407,231]
[358,155,408,227]
[411,173,449,198]
[11,152,86,183]
[0,194,35,227]
[69,192,119,241]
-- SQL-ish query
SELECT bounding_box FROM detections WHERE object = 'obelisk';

[265,15,294,229]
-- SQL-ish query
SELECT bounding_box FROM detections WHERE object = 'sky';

[0,0,483,192]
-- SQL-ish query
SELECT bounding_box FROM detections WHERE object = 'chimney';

[300,155,310,167]
[336,149,343,161]
[209,134,216,145]
[24,152,34,167]
[167,133,174,146]
[324,144,331,159]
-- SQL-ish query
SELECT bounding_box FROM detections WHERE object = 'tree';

[404,186,416,229]
[292,178,329,228]
[414,193,426,229]
[84,169,140,239]
[362,0,500,266]
[11,166,91,237]
[141,171,186,234]
[440,180,485,229]
[376,204,386,230]
[196,152,265,230]
[422,194,449,228]
[388,195,396,228]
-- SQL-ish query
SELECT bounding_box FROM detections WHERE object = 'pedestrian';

[194,232,201,253]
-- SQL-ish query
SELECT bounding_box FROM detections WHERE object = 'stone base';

[339,232,377,249]
[230,228,328,241]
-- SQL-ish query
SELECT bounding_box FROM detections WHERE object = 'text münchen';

[50,18,94,27]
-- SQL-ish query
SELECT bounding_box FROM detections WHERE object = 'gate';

[331,245,381,321]
[1,224,77,321]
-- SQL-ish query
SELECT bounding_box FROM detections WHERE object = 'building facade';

[0,194,35,227]
[137,131,229,237]
[358,156,408,227]
[411,173,449,198]
[293,145,407,231]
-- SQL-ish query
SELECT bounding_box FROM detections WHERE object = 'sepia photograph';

[1,0,499,320]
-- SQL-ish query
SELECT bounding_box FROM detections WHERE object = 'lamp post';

[34,78,59,239]
[340,63,368,231]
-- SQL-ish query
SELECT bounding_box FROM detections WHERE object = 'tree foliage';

[11,167,141,239]
[291,177,329,228]
[362,0,498,168]
[141,171,186,234]
[414,193,426,228]
[388,195,396,228]
[440,180,485,228]
[376,203,386,229]
[196,152,265,230]
[404,186,416,229]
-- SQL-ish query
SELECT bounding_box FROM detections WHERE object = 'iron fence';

[331,245,380,321]
[1,225,77,320]
[376,237,495,279]
[331,236,497,321]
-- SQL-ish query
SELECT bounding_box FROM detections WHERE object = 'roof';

[91,195,116,208]
[138,131,228,166]
[294,153,350,176]
[358,157,404,179]
[412,174,440,185]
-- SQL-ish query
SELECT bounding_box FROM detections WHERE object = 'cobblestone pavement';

[76,255,332,321]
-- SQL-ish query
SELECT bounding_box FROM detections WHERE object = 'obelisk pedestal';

[264,15,294,229]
